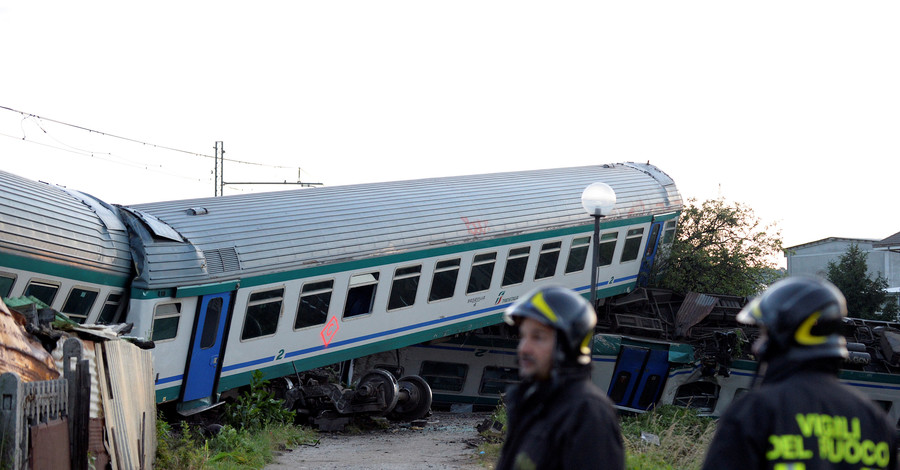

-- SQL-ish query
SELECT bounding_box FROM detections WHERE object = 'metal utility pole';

[212,140,322,196]
[214,141,225,197]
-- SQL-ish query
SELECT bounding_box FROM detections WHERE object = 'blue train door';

[606,345,669,411]
[636,220,663,287]
[182,292,233,403]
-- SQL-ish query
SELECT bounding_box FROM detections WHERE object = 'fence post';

[0,372,24,470]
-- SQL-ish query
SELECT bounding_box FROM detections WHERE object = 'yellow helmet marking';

[795,312,827,345]
[530,292,558,323]
[580,333,592,355]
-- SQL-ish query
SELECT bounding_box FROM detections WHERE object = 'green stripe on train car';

[0,250,131,287]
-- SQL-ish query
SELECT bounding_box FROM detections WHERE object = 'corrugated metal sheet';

[674,292,719,337]
[0,170,132,279]
[127,162,682,289]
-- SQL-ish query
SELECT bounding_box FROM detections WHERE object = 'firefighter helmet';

[737,276,848,363]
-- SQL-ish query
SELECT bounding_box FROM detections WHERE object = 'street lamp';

[581,182,617,309]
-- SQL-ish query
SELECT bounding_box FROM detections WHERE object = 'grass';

[155,417,319,470]
[476,404,717,470]
[156,370,318,469]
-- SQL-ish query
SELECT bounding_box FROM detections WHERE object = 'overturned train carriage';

[369,288,900,429]
[0,162,682,417]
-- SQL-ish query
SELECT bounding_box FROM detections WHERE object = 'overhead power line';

[0,104,299,169]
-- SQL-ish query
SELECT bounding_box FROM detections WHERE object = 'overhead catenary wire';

[0,104,300,170]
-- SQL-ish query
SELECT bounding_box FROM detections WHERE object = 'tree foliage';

[650,197,784,297]
[825,243,899,320]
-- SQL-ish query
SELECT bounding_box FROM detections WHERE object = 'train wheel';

[357,369,400,415]
[388,375,433,421]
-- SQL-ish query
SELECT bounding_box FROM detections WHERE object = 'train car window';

[644,224,661,257]
[152,302,182,342]
[501,247,531,287]
[24,280,60,307]
[597,232,618,266]
[388,265,422,311]
[662,220,677,244]
[479,366,519,396]
[672,381,719,413]
[564,237,591,274]
[637,374,663,408]
[0,273,16,298]
[608,371,632,403]
[344,273,379,319]
[534,241,562,280]
[97,293,123,324]
[419,361,468,392]
[295,280,334,329]
[200,297,223,349]
[242,288,284,340]
[466,253,497,294]
[61,288,99,324]
[620,228,645,262]
[429,259,460,302]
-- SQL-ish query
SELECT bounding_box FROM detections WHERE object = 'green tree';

[825,243,899,320]
[650,197,784,297]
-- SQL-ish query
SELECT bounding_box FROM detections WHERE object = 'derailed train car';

[357,288,900,428]
[0,162,682,418]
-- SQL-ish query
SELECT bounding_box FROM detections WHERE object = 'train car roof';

[0,170,133,283]
[121,162,682,291]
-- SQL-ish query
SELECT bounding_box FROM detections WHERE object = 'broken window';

[295,279,333,329]
[564,237,591,274]
[429,258,460,302]
[672,381,720,413]
[467,253,496,294]
[344,273,379,319]
[534,241,562,280]
[242,288,284,340]
[420,361,468,392]
[502,247,530,287]
[61,288,99,324]
[620,228,645,262]
[152,302,181,342]
[388,265,422,311]
[479,366,519,395]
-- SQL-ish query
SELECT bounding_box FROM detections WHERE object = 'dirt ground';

[265,410,495,470]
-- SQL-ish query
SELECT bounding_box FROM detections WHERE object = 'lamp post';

[581,182,617,309]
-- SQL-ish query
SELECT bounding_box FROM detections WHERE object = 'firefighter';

[497,286,624,470]
[702,276,898,470]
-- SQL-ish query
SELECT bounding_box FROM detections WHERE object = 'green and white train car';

[0,162,682,414]
[363,310,900,428]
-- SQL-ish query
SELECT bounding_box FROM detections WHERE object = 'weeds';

[475,404,717,470]
[620,405,717,470]
[223,370,296,432]
[156,369,315,469]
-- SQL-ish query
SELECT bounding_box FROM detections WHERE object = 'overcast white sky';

[1,1,898,251]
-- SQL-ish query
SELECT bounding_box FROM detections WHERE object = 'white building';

[784,233,900,313]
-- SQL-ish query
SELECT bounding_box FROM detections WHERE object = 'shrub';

[223,370,296,432]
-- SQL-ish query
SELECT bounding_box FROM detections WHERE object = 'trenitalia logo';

[495,291,506,304]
